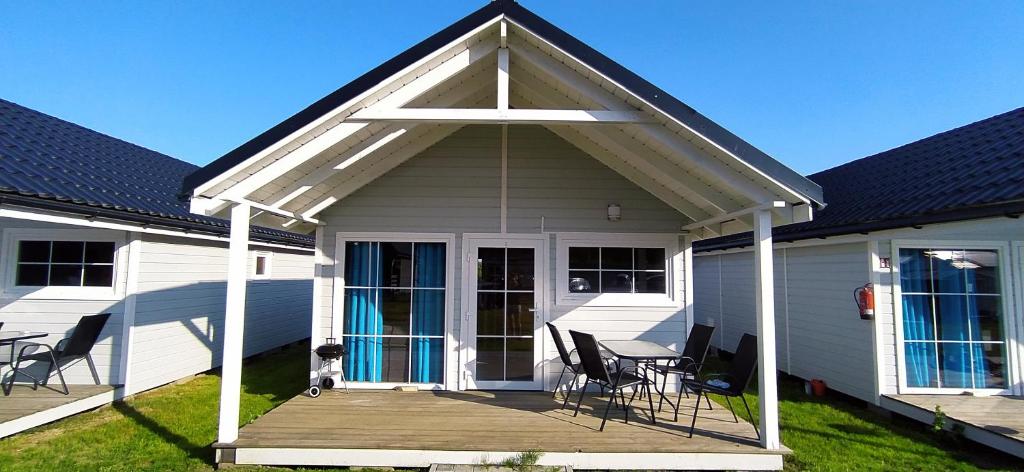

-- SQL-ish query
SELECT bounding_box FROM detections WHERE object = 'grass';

[699,358,1021,471]
[1,343,1020,471]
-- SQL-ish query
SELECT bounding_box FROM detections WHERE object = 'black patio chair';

[650,323,716,420]
[547,322,582,408]
[3,313,110,395]
[683,333,760,439]
[569,330,656,431]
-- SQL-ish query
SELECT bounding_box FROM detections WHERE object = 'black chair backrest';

[61,313,111,357]
[726,334,759,395]
[568,330,612,384]
[546,322,575,367]
[678,323,715,367]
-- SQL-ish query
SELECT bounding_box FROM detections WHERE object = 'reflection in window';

[568,247,666,294]
[15,240,115,287]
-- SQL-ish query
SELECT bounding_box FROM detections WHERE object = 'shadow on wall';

[0,278,312,388]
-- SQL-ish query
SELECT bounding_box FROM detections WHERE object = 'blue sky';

[2,1,1022,175]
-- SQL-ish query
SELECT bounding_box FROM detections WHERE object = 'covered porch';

[216,389,784,470]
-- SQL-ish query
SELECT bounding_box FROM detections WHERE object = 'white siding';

[316,125,689,389]
[128,234,312,393]
[0,218,126,385]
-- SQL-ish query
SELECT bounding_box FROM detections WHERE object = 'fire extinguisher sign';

[879,257,891,269]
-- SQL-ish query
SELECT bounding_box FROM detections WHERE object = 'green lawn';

[1,343,1019,471]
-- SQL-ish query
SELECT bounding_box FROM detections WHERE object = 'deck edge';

[880,395,1024,460]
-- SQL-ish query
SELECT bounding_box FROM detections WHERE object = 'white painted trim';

[891,239,1018,395]
[497,44,509,111]
[753,209,780,450]
[868,240,885,405]
[460,233,548,391]
[309,225,325,386]
[0,227,127,301]
[331,232,457,390]
[683,235,695,336]
[191,16,503,197]
[500,124,508,233]
[346,108,652,124]
[231,447,784,470]
[554,232,680,308]
[683,201,786,232]
[0,387,124,439]
[781,247,791,373]
[118,233,142,393]
[1012,241,1024,396]
[217,203,251,444]
[0,205,312,252]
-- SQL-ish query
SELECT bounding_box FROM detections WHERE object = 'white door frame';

[891,239,1019,395]
[459,233,548,390]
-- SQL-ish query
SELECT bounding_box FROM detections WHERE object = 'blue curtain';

[411,243,445,383]
[344,242,384,382]
[934,255,971,388]
[964,267,987,387]
[900,249,935,387]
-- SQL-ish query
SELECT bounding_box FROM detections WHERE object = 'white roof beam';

[222,197,321,225]
[497,20,509,111]
[346,108,652,124]
[681,201,786,232]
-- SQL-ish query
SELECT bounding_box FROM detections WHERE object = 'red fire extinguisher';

[855,283,874,320]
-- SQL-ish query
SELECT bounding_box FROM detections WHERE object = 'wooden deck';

[221,390,784,470]
[882,394,1024,459]
[0,384,119,438]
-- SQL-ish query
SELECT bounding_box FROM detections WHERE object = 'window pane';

[477,292,504,336]
[601,270,633,293]
[411,289,444,337]
[380,337,410,382]
[506,292,534,336]
[935,295,969,341]
[901,295,934,340]
[477,248,505,290]
[601,247,632,270]
[413,243,445,288]
[634,248,665,270]
[899,249,933,293]
[16,264,48,286]
[380,242,412,287]
[939,342,972,389]
[51,241,84,263]
[84,242,115,263]
[49,264,82,286]
[968,295,1002,342]
[930,250,966,293]
[343,336,377,382]
[345,242,373,287]
[506,338,534,381]
[255,256,267,275]
[568,271,599,293]
[904,342,938,388]
[974,343,1006,388]
[18,241,50,263]
[83,265,114,287]
[344,289,378,336]
[568,247,599,269]
[476,337,504,381]
[963,250,999,294]
[410,338,443,383]
[506,248,534,291]
[635,271,666,294]
[380,289,411,336]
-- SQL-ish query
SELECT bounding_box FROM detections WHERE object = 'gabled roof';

[696,106,1024,252]
[0,98,313,248]
[181,0,823,207]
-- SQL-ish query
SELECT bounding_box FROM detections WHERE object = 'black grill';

[315,343,345,360]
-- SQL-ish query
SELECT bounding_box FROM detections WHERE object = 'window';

[898,248,1007,390]
[15,240,115,287]
[341,241,446,384]
[567,247,666,294]
[253,252,271,279]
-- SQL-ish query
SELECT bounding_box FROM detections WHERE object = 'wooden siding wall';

[0,218,126,385]
[130,234,312,393]
[316,125,688,388]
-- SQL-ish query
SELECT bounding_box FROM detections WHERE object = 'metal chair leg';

[725,395,739,423]
[688,390,703,438]
[572,379,590,417]
[657,369,669,412]
[599,386,617,431]
[553,365,569,398]
[645,380,657,425]
[673,379,686,422]
[560,374,578,409]
[741,395,760,440]
[86,354,101,385]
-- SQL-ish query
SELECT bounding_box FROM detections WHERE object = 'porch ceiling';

[186,4,821,237]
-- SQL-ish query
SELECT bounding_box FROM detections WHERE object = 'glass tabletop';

[0,331,48,343]
[599,339,680,360]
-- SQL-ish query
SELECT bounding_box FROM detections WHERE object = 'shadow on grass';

[111,402,215,466]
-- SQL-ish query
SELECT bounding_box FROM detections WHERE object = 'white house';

[694,107,1024,458]
[182,1,826,469]
[0,98,314,438]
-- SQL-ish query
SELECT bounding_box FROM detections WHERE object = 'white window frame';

[251,251,272,280]
[331,232,456,391]
[555,233,680,308]
[0,228,127,301]
[891,239,1018,395]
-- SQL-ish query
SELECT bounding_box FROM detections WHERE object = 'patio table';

[0,331,48,365]
[599,339,681,422]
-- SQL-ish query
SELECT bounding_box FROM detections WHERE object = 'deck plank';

[885,394,1024,443]
[0,384,115,423]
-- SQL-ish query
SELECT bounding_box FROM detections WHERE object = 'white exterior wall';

[694,216,1024,402]
[315,125,689,389]
[129,234,312,393]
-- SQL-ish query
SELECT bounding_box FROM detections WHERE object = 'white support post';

[309,225,325,386]
[497,35,509,111]
[682,235,695,336]
[753,208,781,450]
[217,203,250,444]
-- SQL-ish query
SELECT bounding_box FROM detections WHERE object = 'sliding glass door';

[898,247,1008,392]
[342,240,446,385]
